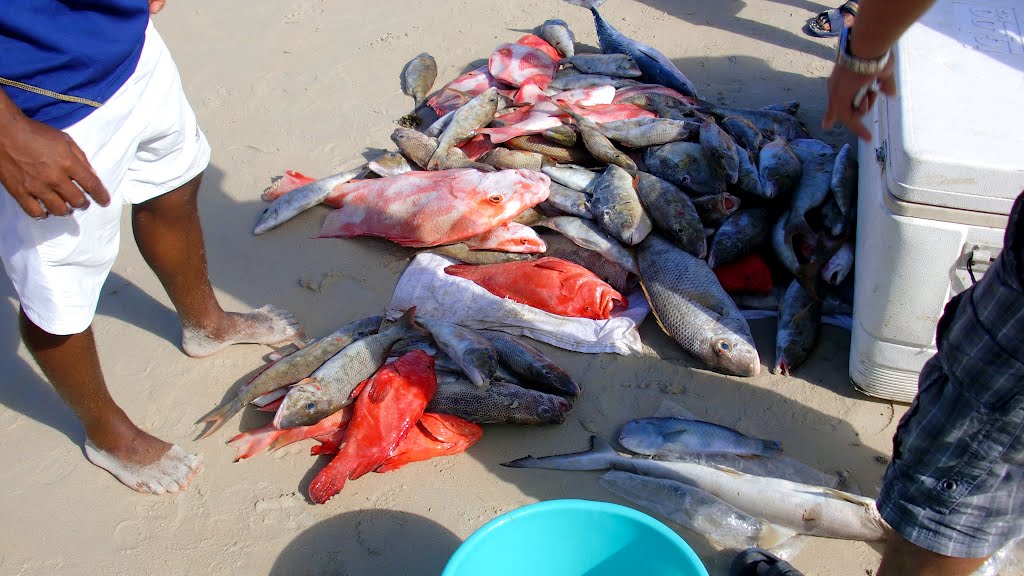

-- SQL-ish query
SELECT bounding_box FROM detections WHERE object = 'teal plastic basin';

[442,499,709,576]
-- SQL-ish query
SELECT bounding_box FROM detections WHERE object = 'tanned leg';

[877,532,989,576]
[130,173,302,357]
[20,309,202,494]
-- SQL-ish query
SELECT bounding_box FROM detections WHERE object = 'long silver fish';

[253,167,364,235]
[562,0,699,98]
[418,318,497,388]
[558,53,642,78]
[637,233,760,376]
[548,73,640,91]
[503,436,890,542]
[195,315,382,438]
[696,104,809,141]
[589,164,652,246]
[619,417,782,458]
[479,330,580,397]
[429,372,572,425]
[541,19,576,58]
[831,143,856,216]
[273,308,419,429]
[537,216,638,274]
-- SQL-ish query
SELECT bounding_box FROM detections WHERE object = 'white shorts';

[0,21,211,335]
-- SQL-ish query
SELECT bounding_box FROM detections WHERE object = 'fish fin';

[823,487,875,509]
[757,524,799,550]
[226,425,283,462]
[194,398,243,440]
[367,371,394,404]
[308,461,351,504]
[660,430,693,444]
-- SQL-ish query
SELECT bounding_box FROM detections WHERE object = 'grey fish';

[430,372,572,425]
[503,436,889,542]
[644,141,727,196]
[822,241,854,286]
[761,100,800,116]
[634,172,706,258]
[692,192,740,228]
[788,139,836,235]
[597,117,700,148]
[831,143,856,216]
[619,417,782,458]
[424,109,456,138]
[368,151,413,178]
[707,208,770,269]
[774,279,821,376]
[507,135,588,164]
[196,315,382,438]
[540,232,632,292]
[253,167,364,235]
[273,308,419,429]
[563,0,699,97]
[427,87,500,169]
[428,244,535,265]
[541,18,576,58]
[541,124,578,147]
[418,318,497,388]
[482,147,546,171]
[698,104,809,141]
[392,127,438,168]
[758,138,802,199]
[548,73,641,91]
[734,147,765,198]
[637,233,760,376]
[699,119,740,184]
[721,116,764,155]
[589,164,652,245]
[543,181,593,219]
[558,104,637,171]
[559,53,641,78]
[772,210,800,277]
[614,91,698,115]
[541,164,598,192]
[537,216,637,273]
[402,52,437,109]
[479,330,580,397]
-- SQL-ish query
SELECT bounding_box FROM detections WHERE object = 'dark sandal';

[807,0,858,38]
[730,548,805,576]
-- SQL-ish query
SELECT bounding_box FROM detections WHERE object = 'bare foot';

[181,305,303,358]
[84,432,203,495]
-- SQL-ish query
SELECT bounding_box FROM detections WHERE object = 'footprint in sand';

[114,520,148,553]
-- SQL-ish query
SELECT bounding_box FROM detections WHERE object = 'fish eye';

[488,194,503,204]
[716,340,732,352]
[305,402,316,412]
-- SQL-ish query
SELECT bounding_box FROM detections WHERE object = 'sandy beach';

[1,1,908,574]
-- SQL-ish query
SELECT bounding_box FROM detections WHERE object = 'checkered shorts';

[877,192,1024,558]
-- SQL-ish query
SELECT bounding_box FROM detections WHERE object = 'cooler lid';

[883,0,1024,216]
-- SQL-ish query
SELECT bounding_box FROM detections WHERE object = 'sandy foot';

[85,441,203,495]
[181,305,303,358]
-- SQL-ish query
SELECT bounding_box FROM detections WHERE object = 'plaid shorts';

[877,192,1024,558]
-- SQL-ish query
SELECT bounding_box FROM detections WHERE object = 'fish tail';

[195,398,243,439]
[226,425,283,462]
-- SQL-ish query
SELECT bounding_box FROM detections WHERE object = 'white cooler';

[850,0,1024,403]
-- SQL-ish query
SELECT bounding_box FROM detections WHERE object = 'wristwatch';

[837,25,892,75]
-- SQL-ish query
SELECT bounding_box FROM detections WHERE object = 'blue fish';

[619,416,782,458]
[563,0,699,98]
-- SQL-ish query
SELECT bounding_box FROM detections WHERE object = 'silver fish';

[644,141,727,197]
[253,167,364,235]
[538,215,638,274]
[597,117,700,148]
[634,172,705,259]
[541,18,576,58]
[758,138,802,199]
[418,318,497,388]
[273,308,418,429]
[548,73,641,91]
[479,330,580,397]
[195,315,381,438]
[559,53,641,78]
[430,371,572,425]
[503,436,890,542]
[707,208,770,269]
[772,210,800,277]
[402,52,437,109]
[425,109,456,138]
[637,233,760,376]
[619,417,782,458]
[427,87,501,169]
[774,279,821,375]
[541,164,598,192]
[368,151,413,178]
[540,232,632,293]
[721,116,764,155]
[543,181,593,219]
[589,164,652,245]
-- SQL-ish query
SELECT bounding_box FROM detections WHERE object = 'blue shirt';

[0,1,150,129]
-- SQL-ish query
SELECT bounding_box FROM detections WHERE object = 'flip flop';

[806,0,858,38]
[731,548,805,576]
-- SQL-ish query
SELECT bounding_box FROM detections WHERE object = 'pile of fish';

[196,308,578,503]
[504,416,890,550]
[252,0,857,378]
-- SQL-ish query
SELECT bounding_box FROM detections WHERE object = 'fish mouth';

[773,358,790,376]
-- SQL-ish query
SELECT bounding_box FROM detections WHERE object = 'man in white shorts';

[0,2,303,494]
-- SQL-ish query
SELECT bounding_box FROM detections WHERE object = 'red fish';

[463,222,547,253]
[516,34,559,61]
[489,42,556,88]
[476,111,564,143]
[427,66,504,116]
[445,257,628,320]
[458,134,496,161]
[375,413,483,473]
[262,170,317,203]
[307,350,438,504]
[316,169,550,247]
[226,406,353,462]
[556,101,656,123]
[714,254,775,294]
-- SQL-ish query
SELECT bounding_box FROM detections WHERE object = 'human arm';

[822,0,937,140]
[0,89,110,218]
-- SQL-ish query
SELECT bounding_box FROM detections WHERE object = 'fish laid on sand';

[226,406,353,462]
[253,167,365,235]
[774,279,821,376]
[619,417,782,458]
[540,18,576,58]
[402,52,438,109]
[479,330,581,397]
